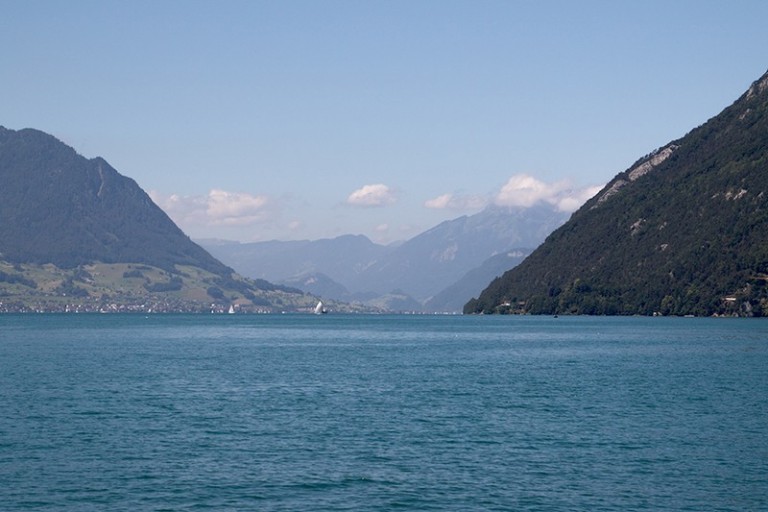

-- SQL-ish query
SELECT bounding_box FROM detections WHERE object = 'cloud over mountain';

[424,193,488,211]
[346,184,397,207]
[206,189,272,225]
[494,174,602,212]
[425,175,602,215]
[150,189,275,228]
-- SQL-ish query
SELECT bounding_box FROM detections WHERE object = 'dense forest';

[466,69,768,316]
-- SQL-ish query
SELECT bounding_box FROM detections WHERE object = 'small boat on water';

[314,300,327,315]
[228,304,235,314]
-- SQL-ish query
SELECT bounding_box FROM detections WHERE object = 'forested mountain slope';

[467,69,768,316]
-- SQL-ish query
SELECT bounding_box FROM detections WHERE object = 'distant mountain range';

[201,204,566,312]
[0,127,324,313]
[466,68,768,317]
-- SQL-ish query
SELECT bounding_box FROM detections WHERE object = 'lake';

[1,314,766,511]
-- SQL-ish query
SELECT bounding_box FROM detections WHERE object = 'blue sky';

[2,1,767,243]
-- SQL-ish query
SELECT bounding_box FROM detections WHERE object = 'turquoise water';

[1,314,766,511]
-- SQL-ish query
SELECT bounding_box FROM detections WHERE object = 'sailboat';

[228,304,235,314]
[314,300,327,315]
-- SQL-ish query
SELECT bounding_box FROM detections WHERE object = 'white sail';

[314,301,325,314]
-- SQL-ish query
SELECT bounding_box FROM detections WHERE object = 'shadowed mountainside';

[0,127,230,274]
[0,127,330,313]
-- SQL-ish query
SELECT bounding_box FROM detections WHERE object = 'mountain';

[424,249,530,313]
[348,204,566,301]
[0,126,320,313]
[200,204,568,308]
[201,234,390,284]
[466,69,768,317]
[0,127,228,274]
[279,272,352,301]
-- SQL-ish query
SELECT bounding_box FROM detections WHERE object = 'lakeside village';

[0,299,276,314]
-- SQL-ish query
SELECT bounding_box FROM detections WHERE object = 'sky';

[2,1,767,244]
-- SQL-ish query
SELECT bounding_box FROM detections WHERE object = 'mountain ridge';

[201,203,568,309]
[466,68,768,316]
[0,127,230,275]
[0,126,331,313]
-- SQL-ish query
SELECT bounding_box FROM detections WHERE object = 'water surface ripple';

[1,315,766,511]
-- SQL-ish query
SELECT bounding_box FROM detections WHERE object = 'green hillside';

[0,260,320,313]
[466,69,768,317]
[0,126,329,313]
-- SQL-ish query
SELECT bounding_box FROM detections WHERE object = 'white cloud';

[554,184,604,212]
[152,192,207,219]
[424,193,452,209]
[494,174,567,208]
[494,174,603,212]
[424,193,488,211]
[346,183,397,207]
[422,175,601,215]
[206,189,271,226]
[150,188,275,228]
